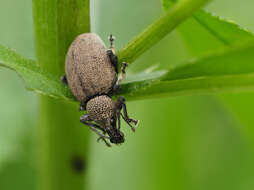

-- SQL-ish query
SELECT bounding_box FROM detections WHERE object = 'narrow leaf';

[118,41,254,100]
[192,10,254,45]
[162,0,254,55]
[117,0,211,64]
[0,45,75,101]
[3,41,254,102]
[0,44,167,102]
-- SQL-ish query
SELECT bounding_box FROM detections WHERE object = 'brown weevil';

[61,33,139,147]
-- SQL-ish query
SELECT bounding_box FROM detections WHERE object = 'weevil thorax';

[86,95,116,124]
[86,95,125,144]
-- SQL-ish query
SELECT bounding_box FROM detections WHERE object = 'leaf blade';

[117,0,212,64]
[2,40,254,102]
[118,40,254,100]
[0,45,75,101]
[162,0,254,55]
[192,10,254,45]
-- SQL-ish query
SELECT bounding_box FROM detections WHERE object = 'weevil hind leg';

[80,114,111,147]
[61,75,68,86]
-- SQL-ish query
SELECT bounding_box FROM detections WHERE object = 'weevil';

[61,33,138,146]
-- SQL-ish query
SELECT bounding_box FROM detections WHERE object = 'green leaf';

[162,0,254,146]
[0,44,75,101]
[192,10,254,45]
[0,44,167,102]
[118,40,254,100]
[3,41,254,102]
[117,0,211,64]
[162,1,254,55]
[164,42,254,81]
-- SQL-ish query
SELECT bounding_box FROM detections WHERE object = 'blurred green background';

[1,0,254,190]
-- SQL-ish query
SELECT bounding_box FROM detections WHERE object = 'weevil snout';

[108,129,125,144]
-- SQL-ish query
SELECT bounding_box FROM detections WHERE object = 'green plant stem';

[117,0,211,64]
[32,0,90,190]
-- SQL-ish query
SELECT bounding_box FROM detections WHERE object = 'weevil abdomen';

[65,33,117,102]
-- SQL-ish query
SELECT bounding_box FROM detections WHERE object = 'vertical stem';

[32,0,90,190]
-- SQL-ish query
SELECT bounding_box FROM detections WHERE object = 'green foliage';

[3,38,254,101]
[1,0,250,104]
[162,0,254,55]
[2,0,254,190]
[162,0,254,143]
[192,10,254,45]
[0,44,167,101]
[0,0,212,102]
[0,44,74,100]
[117,0,211,64]
[163,41,254,81]
[119,40,254,99]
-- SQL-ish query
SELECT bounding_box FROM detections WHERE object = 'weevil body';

[65,33,117,102]
[62,33,138,147]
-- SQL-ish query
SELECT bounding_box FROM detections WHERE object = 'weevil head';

[107,126,124,144]
[106,119,125,144]
[86,95,125,144]
[109,130,125,144]
[106,117,124,144]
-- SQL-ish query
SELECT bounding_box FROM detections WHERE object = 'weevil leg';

[120,113,136,132]
[110,62,128,94]
[108,34,115,53]
[80,114,106,132]
[111,83,120,94]
[116,96,139,132]
[61,75,68,86]
[107,49,118,73]
[117,112,121,130]
[116,62,128,85]
[79,102,86,111]
[80,114,111,147]
[107,34,119,73]
[97,130,111,147]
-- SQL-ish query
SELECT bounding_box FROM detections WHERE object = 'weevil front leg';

[116,112,121,130]
[116,96,139,132]
[96,130,111,147]
[80,114,111,147]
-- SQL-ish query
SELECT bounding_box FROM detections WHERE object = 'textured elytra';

[65,33,117,102]
[86,95,116,122]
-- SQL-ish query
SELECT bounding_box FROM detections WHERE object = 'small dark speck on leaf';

[71,155,86,173]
